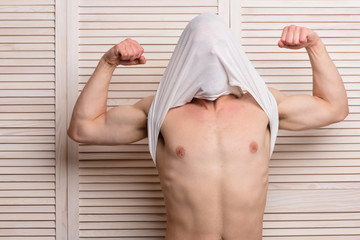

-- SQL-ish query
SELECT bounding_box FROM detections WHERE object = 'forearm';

[71,58,116,122]
[306,40,348,114]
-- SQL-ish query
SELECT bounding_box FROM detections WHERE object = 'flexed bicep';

[270,88,345,131]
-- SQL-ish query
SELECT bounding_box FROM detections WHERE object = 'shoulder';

[133,95,154,115]
[268,87,287,105]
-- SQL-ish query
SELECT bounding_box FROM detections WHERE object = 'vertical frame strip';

[55,0,68,239]
[218,0,230,24]
[230,0,242,42]
[67,0,80,239]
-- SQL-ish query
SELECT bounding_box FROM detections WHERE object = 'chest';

[158,97,270,160]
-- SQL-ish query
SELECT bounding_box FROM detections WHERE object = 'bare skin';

[68,26,348,239]
[157,94,270,239]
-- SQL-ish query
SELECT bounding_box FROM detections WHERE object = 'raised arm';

[270,25,349,130]
[68,38,153,145]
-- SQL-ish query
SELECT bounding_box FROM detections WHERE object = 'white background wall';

[0,0,359,239]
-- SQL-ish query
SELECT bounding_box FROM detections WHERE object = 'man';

[68,13,348,240]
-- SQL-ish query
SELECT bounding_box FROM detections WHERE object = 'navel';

[175,146,186,158]
[249,141,258,154]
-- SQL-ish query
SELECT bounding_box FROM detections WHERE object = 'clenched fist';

[278,25,321,50]
[102,38,146,67]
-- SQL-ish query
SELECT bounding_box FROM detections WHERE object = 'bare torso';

[156,93,271,240]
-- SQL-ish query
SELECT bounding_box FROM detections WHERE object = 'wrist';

[305,38,325,53]
[99,57,117,71]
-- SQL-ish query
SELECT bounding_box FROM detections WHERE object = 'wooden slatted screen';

[0,0,56,239]
[76,0,227,239]
[240,0,360,239]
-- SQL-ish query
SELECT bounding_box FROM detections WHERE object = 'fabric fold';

[148,13,279,166]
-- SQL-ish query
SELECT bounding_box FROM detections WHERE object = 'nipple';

[249,141,258,154]
[176,146,186,158]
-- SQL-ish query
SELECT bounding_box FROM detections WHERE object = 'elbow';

[67,121,90,143]
[67,124,82,143]
[332,101,349,123]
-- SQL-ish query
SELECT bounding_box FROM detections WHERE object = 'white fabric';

[148,13,279,165]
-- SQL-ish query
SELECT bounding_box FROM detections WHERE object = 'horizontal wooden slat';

[80,191,163,199]
[242,37,360,45]
[0,44,54,51]
[0,13,54,20]
[79,183,161,191]
[0,67,54,74]
[266,190,360,212]
[0,36,54,43]
[79,214,166,222]
[274,143,360,151]
[263,236,360,240]
[268,182,360,190]
[79,175,160,183]
[0,221,55,228]
[0,21,54,28]
[79,0,218,7]
[0,82,54,90]
[0,0,54,5]
[264,212,360,221]
[0,28,54,36]
[0,182,54,190]
[80,6,216,14]
[80,161,153,169]
[79,14,200,22]
[0,90,54,97]
[0,6,54,13]
[0,214,55,221]
[0,166,55,174]
[243,30,360,38]
[0,159,55,167]
[0,144,55,151]
[269,167,360,175]
[79,145,149,152]
[0,228,55,236]
[0,59,54,66]
[0,52,54,59]
[0,128,54,135]
[270,159,360,167]
[242,15,360,23]
[0,74,54,81]
[80,206,165,214]
[271,152,359,159]
[80,238,163,240]
[80,221,165,229]
[241,1,360,7]
[79,229,165,237]
[0,198,55,205]
[276,173,360,184]
[79,29,182,37]
[0,136,55,144]
[0,121,54,128]
[79,152,152,160]
[0,175,54,182]
[242,7,360,15]
[263,227,360,236]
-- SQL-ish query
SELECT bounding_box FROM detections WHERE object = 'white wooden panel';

[0,0,56,239]
[240,0,360,239]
